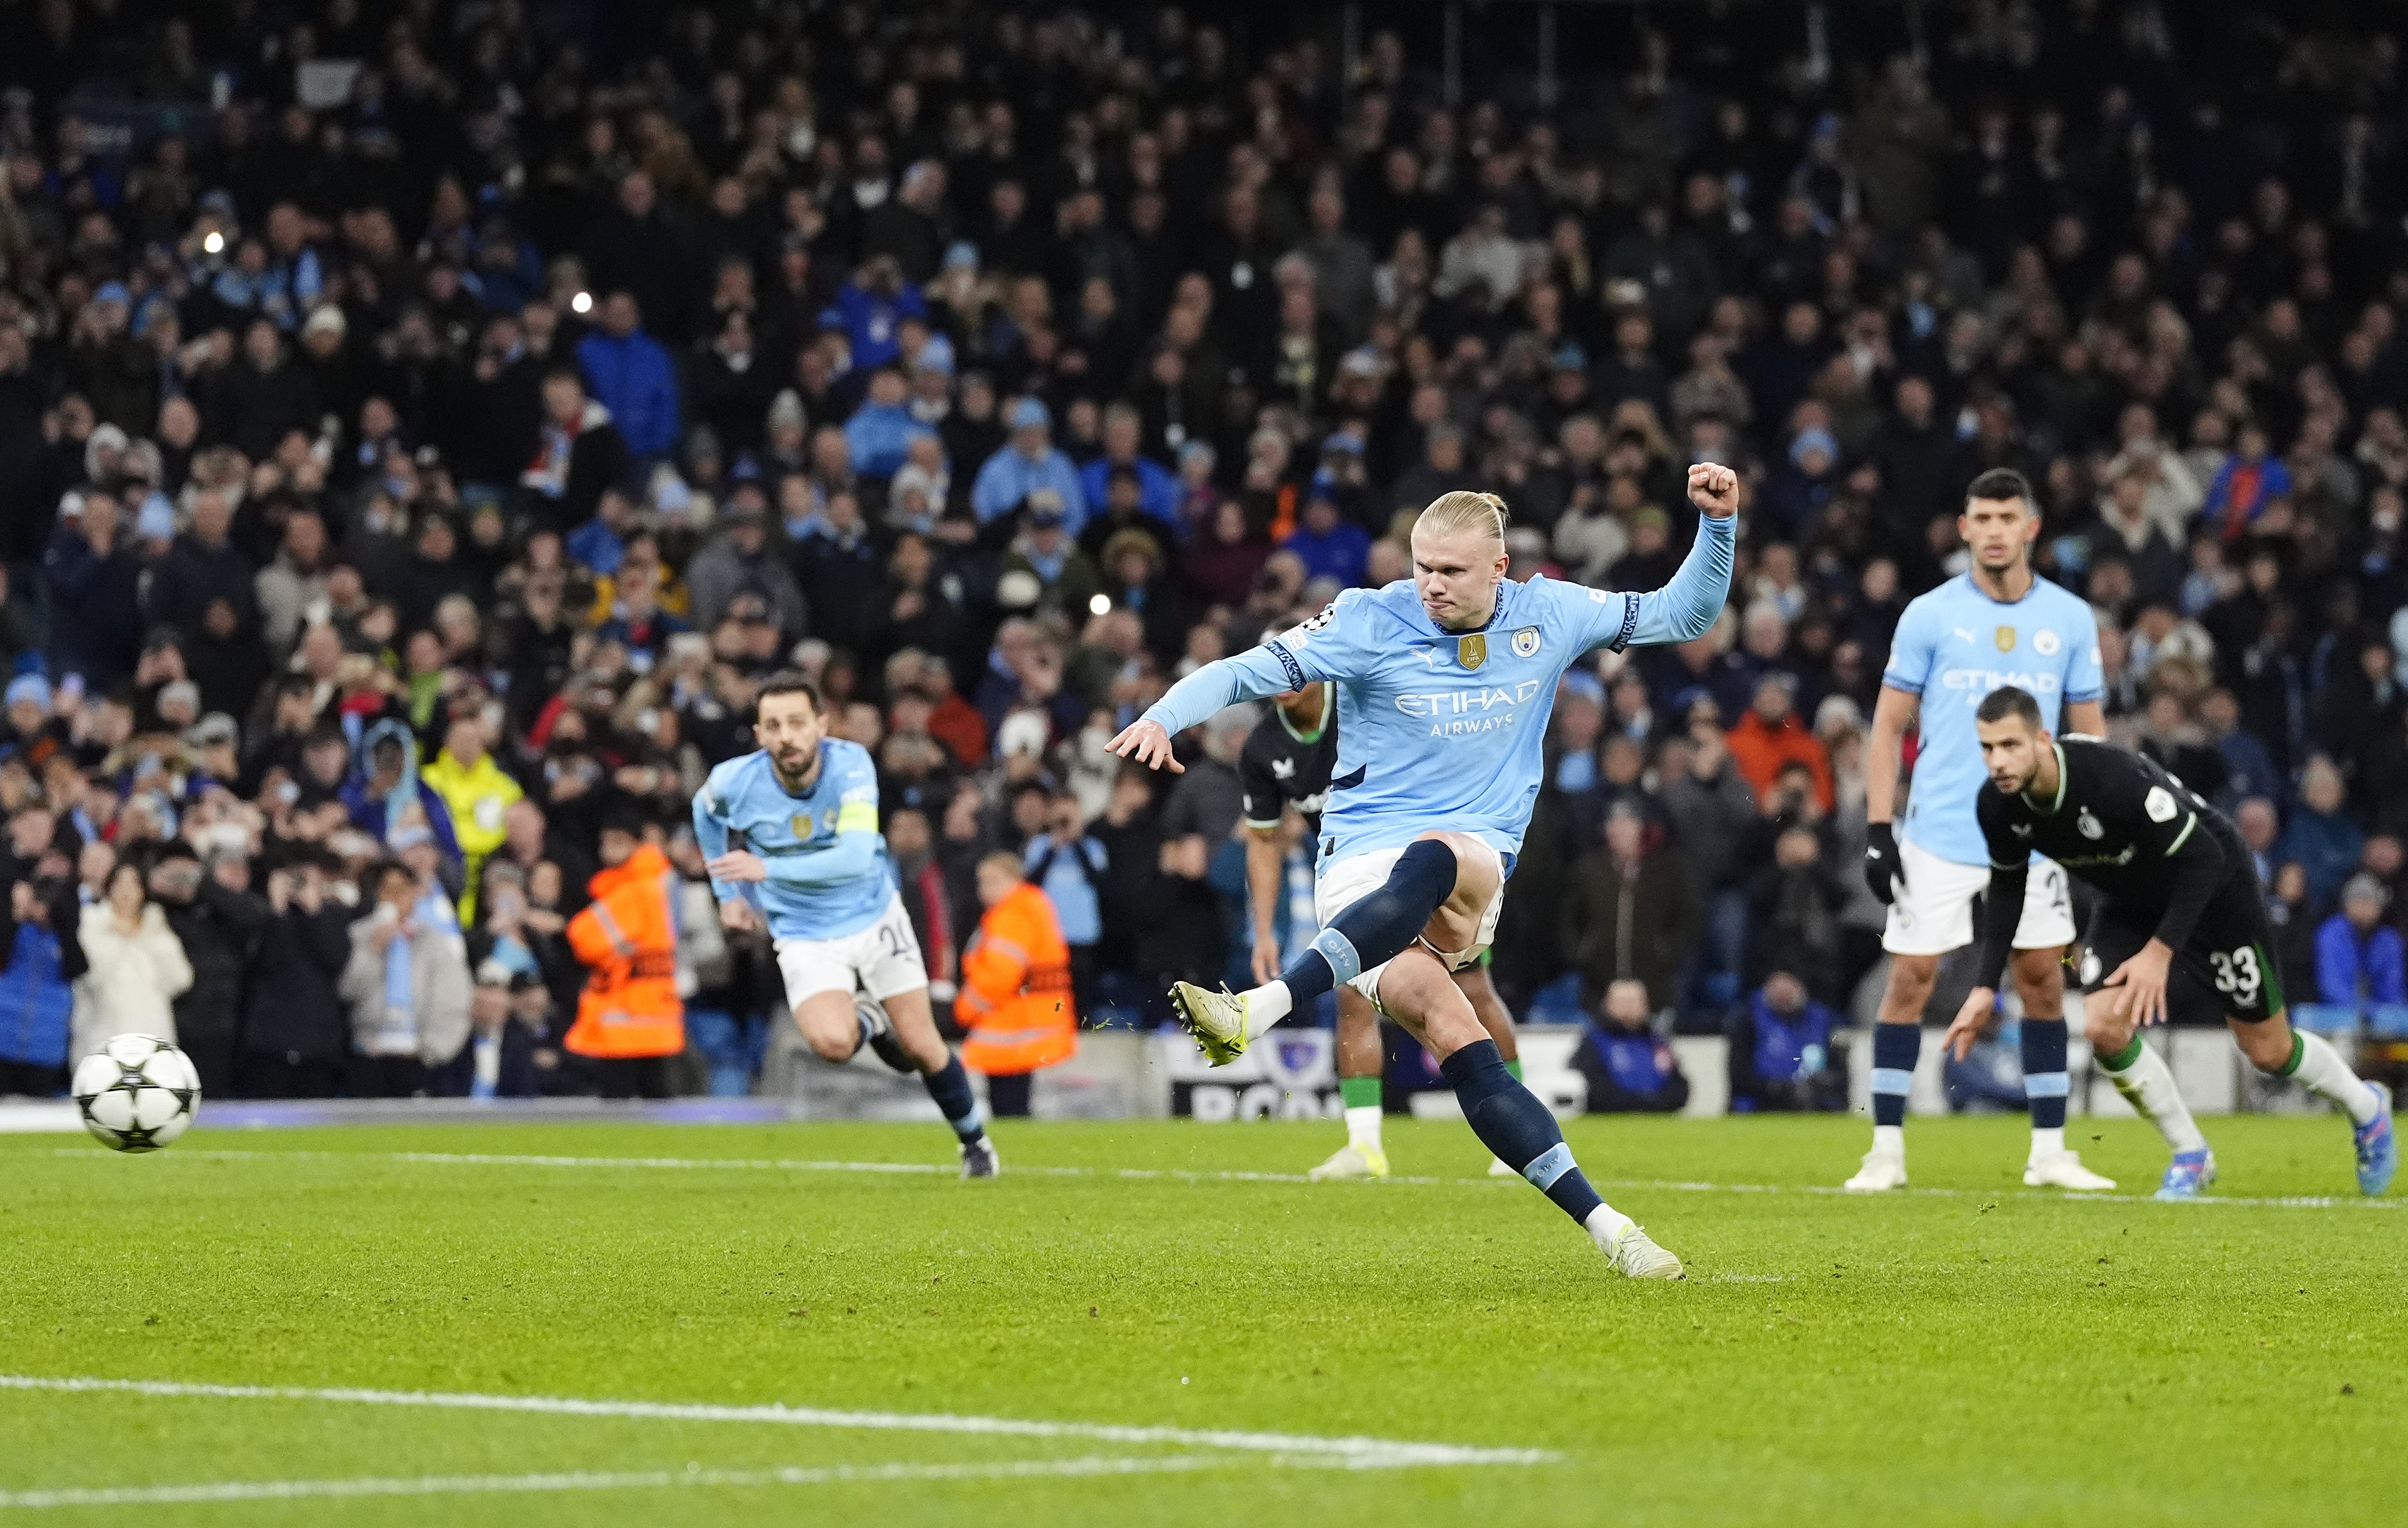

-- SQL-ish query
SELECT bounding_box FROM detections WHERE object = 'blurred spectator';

[1727,970,1846,1114]
[1745,811,1849,1006]
[575,294,681,464]
[2317,875,2406,1007]
[1559,803,1698,1015]
[340,857,472,1098]
[973,399,1087,535]
[421,715,523,922]
[0,868,86,1096]
[2277,756,2364,907]
[432,962,547,1099]
[1726,672,1833,812]
[1022,789,1106,1020]
[959,851,1077,1117]
[1575,978,1691,1115]
[72,860,193,1062]
[148,841,266,1100]
[1659,732,1757,1018]
[236,856,352,1100]
[341,721,463,871]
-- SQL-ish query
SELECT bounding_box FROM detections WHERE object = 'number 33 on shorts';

[2208,945,2262,1007]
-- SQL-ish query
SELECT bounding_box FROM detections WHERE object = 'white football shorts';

[1881,837,2077,957]
[774,892,929,1005]
[1313,842,1507,1013]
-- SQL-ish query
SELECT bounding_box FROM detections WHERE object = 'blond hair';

[1415,490,1510,546]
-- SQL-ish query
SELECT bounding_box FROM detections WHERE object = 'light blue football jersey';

[1143,515,1734,862]
[1882,573,2103,866]
[691,739,894,940]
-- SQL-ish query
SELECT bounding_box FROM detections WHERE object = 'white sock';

[1584,1203,1635,1247]
[1344,1104,1383,1152]
[2101,1040,2209,1153]
[2029,1126,2065,1159]
[2281,1032,2380,1125]
[1872,1124,1904,1156]
[1241,981,1293,1039]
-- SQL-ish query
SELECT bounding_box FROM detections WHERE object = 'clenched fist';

[1687,461,1740,519]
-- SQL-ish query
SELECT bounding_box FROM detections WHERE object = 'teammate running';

[693,671,1001,1177]
[1945,687,2394,1198]
[1111,470,1739,1279]
[1237,671,1522,1180]
[1850,467,2117,1194]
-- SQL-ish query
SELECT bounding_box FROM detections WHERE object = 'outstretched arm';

[1110,645,1299,773]
[1624,465,1739,646]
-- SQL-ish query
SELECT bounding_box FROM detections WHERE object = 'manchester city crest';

[2033,628,2062,656]
[1458,633,1487,670]
[1512,626,1540,657]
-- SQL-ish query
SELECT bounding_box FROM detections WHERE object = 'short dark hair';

[1965,467,2034,511]
[755,670,824,717]
[1976,685,2044,728]
[599,798,650,839]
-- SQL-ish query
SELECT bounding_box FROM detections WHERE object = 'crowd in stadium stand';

[2,0,2407,1104]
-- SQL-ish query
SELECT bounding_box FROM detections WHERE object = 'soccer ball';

[72,1035,201,1153]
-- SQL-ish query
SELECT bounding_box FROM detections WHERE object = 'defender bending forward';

[694,671,1000,1177]
[1946,687,2394,1199]
[1111,471,1739,1279]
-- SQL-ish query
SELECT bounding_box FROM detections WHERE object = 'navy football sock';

[1441,1039,1603,1225]
[2021,1018,2069,1131]
[1872,1023,1919,1129]
[922,1055,986,1142]
[1276,839,1459,1006]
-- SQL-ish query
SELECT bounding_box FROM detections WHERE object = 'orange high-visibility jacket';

[564,842,685,1059]
[958,882,1077,1076]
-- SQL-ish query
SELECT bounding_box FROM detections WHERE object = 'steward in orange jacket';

[565,837,685,1059]
[958,856,1077,1076]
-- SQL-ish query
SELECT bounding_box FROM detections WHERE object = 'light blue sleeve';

[971,452,1020,521]
[2063,599,2104,705]
[1139,646,1299,736]
[1881,595,1938,696]
[1143,590,1385,734]
[1552,576,1642,654]
[693,767,736,902]
[1622,514,1738,648]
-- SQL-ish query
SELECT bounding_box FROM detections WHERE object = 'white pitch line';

[1583,1174,2408,1212]
[0,1376,1552,1469]
[0,1453,1373,1509]
[69,1146,2405,1211]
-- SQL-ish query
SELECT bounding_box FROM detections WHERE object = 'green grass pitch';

[2,1113,2399,1525]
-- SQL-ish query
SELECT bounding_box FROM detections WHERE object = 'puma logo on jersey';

[1270,758,1296,780]
[1953,628,1977,646]
[2010,822,2032,837]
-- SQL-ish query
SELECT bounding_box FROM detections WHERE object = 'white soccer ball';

[72,1035,201,1153]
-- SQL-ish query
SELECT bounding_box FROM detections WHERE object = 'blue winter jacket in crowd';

[1077,455,1183,530]
[843,400,936,480]
[0,891,80,1075]
[575,328,682,460]
[2316,915,2407,1005]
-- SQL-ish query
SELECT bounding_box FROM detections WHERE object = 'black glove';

[1863,821,1904,905]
